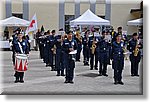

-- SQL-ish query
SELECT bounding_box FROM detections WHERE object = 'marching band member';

[38,32,45,60]
[62,31,78,84]
[89,31,95,70]
[98,31,109,76]
[89,27,100,70]
[82,30,90,66]
[11,32,18,66]
[35,29,41,51]
[40,32,46,63]
[44,31,51,66]
[111,28,117,43]
[74,30,82,62]
[111,34,125,85]
[13,31,29,83]
[127,33,143,77]
[112,27,122,42]
[45,30,56,71]
[106,30,112,65]
[55,29,65,76]
[81,27,87,37]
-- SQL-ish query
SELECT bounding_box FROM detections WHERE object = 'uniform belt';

[100,51,107,53]
[113,52,122,55]
[100,48,107,51]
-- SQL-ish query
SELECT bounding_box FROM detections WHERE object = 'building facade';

[0,0,142,37]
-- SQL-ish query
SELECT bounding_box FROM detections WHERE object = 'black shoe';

[84,63,89,66]
[114,81,118,85]
[56,74,60,76]
[64,80,69,83]
[131,74,134,77]
[98,73,102,76]
[14,80,19,83]
[90,68,93,70]
[118,81,124,85]
[20,80,24,83]
[61,74,65,76]
[46,64,49,67]
[135,75,139,77]
[95,68,98,70]
[53,69,57,71]
[69,81,74,84]
[103,74,108,77]
[51,68,56,71]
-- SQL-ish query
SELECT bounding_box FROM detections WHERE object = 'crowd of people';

[11,26,143,85]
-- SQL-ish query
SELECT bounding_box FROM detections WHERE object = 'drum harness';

[18,42,24,54]
[17,42,28,65]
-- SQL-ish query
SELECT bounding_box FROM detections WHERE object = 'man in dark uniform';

[35,29,41,51]
[112,27,122,43]
[43,32,48,63]
[88,32,95,70]
[110,28,117,43]
[74,30,82,62]
[106,30,112,65]
[82,30,90,66]
[22,35,31,52]
[112,34,125,85]
[13,31,29,83]
[12,28,22,66]
[44,31,50,65]
[94,28,101,70]
[45,30,56,71]
[12,32,18,66]
[98,31,109,76]
[89,28,100,70]
[38,34,45,59]
[127,33,142,77]
[62,31,78,84]
[55,30,65,76]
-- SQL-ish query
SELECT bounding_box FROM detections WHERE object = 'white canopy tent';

[70,9,110,27]
[0,16,30,27]
[127,18,143,26]
[0,17,30,49]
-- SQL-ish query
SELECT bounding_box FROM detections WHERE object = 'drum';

[15,54,28,72]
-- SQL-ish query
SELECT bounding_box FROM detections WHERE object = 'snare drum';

[15,54,28,72]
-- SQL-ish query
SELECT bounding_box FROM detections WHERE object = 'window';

[65,15,75,32]
[12,13,23,19]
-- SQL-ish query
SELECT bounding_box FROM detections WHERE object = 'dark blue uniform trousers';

[83,46,90,64]
[130,54,141,75]
[99,52,108,74]
[64,54,75,81]
[112,57,124,82]
[90,50,98,69]
[56,49,64,75]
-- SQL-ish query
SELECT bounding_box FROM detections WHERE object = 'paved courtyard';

[0,51,143,95]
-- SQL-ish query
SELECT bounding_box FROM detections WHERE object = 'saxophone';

[91,37,96,54]
[53,45,56,54]
[134,40,139,56]
[76,31,82,43]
